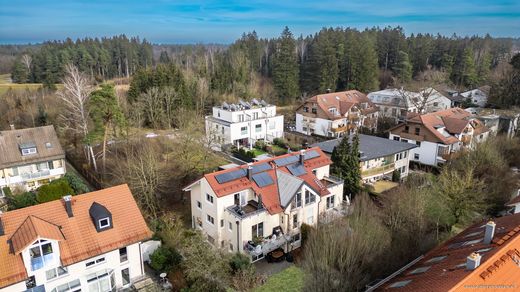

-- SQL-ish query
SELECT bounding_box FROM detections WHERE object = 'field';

[0,74,63,95]
[254,266,304,292]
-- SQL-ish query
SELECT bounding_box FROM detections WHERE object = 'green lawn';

[254,266,304,292]
[371,180,399,194]
[252,148,267,157]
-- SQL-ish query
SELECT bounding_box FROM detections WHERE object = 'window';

[221,127,224,134]
[121,268,130,286]
[311,107,317,114]
[255,124,262,132]
[326,196,335,209]
[207,214,215,225]
[304,190,315,205]
[389,280,412,288]
[291,233,301,243]
[119,247,128,263]
[86,257,106,268]
[197,201,202,209]
[415,127,420,135]
[206,193,214,204]
[404,125,409,133]
[229,243,234,251]
[21,147,37,156]
[303,106,309,112]
[393,136,400,141]
[229,221,233,231]
[46,266,68,280]
[414,153,420,160]
[238,114,244,122]
[416,141,421,146]
[208,235,215,245]
[220,219,224,228]
[409,266,430,275]
[240,126,248,135]
[253,112,259,119]
[50,279,81,292]
[87,269,116,292]
[433,102,439,106]
[426,255,447,263]
[252,222,264,238]
[401,139,408,143]
[29,240,55,271]
[98,218,110,229]
[48,161,54,169]
[403,151,407,158]
[293,192,302,208]
[292,214,298,229]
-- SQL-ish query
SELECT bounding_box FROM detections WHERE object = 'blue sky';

[0,0,519,44]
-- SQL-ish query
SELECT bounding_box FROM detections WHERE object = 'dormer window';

[98,218,110,229]
[21,147,37,156]
[29,239,55,271]
[19,142,37,156]
[89,202,113,232]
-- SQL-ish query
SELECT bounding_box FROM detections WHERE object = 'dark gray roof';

[276,170,304,208]
[311,134,418,162]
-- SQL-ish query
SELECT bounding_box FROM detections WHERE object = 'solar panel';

[252,172,274,187]
[304,150,320,160]
[274,155,299,167]
[252,163,271,174]
[287,163,307,176]
[215,169,247,184]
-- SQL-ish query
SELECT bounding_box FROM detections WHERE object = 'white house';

[183,148,346,262]
[295,90,379,138]
[312,134,417,183]
[389,108,490,167]
[0,184,152,292]
[460,88,489,107]
[0,126,66,197]
[205,99,284,149]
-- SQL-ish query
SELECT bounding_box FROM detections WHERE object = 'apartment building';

[183,148,345,262]
[367,88,451,122]
[205,99,284,149]
[389,108,490,167]
[0,184,152,292]
[295,90,378,138]
[312,134,417,183]
[0,126,66,197]
[369,213,520,291]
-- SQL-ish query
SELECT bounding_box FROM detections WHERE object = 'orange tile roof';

[202,147,332,215]
[376,213,520,291]
[304,90,377,120]
[0,184,152,288]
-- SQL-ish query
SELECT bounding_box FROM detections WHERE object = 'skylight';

[426,255,447,263]
[464,231,482,238]
[389,280,412,288]
[408,266,431,275]
[475,247,492,253]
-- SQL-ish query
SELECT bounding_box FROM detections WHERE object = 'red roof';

[304,90,377,120]
[202,147,332,214]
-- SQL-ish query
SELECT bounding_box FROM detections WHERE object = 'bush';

[36,178,74,203]
[2,187,12,197]
[392,170,401,182]
[229,253,251,274]
[255,140,267,151]
[64,173,90,194]
[232,147,255,162]
[273,138,287,148]
[7,191,37,210]
[150,246,182,272]
[300,223,314,244]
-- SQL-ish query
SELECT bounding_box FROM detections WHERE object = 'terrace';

[227,200,265,219]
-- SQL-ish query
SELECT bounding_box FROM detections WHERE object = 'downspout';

[236,220,240,253]
[138,242,144,277]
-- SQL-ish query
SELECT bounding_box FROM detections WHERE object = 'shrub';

[232,147,255,162]
[273,138,287,148]
[7,191,37,210]
[229,253,251,274]
[300,223,314,244]
[150,246,182,272]
[36,178,74,203]
[64,173,90,194]
[392,170,401,182]
[255,140,266,151]
[2,187,12,197]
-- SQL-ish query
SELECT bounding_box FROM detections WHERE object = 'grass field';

[254,266,304,292]
[0,73,65,95]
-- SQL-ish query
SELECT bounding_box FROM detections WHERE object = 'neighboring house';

[0,126,66,197]
[0,184,152,292]
[370,214,520,291]
[459,88,489,107]
[389,108,490,167]
[183,148,346,262]
[295,90,378,138]
[466,107,520,138]
[312,134,417,183]
[205,99,284,149]
[506,189,520,214]
[367,88,451,122]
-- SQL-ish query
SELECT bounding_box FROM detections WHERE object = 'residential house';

[369,214,520,291]
[205,99,284,149]
[506,189,520,214]
[367,88,452,122]
[460,87,489,107]
[295,90,378,138]
[466,107,520,138]
[312,134,417,183]
[389,108,490,167]
[0,184,152,292]
[183,148,345,262]
[0,126,66,197]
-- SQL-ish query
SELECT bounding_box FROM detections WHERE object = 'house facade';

[295,90,378,138]
[367,88,451,122]
[389,108,490,167]
[460,88,489,107]
[0,185,152,292]
[312,134,417,183]
[205,99,284,149]
[0,126,66,197]
[184,148,346,262]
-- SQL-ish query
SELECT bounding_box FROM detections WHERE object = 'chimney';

[484,221,496,244]
[63,195,74,217]
[9,124,15,130]
[466,252,481,270]
[247,163,253,180]
[326,88,331,93]
[299,149,306,164]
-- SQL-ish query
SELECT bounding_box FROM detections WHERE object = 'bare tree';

[21,54,32,71]
[57,64,97,171]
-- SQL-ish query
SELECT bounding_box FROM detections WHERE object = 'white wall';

[389,133,441,166]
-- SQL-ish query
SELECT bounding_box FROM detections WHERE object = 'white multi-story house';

[295,90,379,138]
[205,99,284,149]
[312,134,417,183]
[459,88,489,107]
[367,87,452,122]
[389,108,490,167]
[183,148,345,262]
[0,125,66,197]
[0,184,152,292]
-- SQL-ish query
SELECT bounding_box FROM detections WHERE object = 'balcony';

[361,162,395,178]
[348,113,359,120]
[320,175,344,188]
[399,132,424,141]
[461,135,471,145]
[22,169,51,180]
[331,125,348,133]
[245,229,290,256]
[227,200,265,219]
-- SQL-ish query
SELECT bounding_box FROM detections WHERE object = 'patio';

[370,180,399,194]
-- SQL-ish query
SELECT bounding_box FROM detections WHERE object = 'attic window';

[21,147,37,156]
[389,280,412,288]
[45,142,52,148]
[408,266,431,275]
[426,255,447,263]
[98,218,110,229]
[89,202,113,232]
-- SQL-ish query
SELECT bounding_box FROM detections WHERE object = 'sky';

[0,0,519,44]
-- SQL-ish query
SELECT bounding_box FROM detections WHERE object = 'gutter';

[365,255,424,291]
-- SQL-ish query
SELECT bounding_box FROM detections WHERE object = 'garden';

[232,138,302,162]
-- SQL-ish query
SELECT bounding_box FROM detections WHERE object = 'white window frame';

[206,193,214,204]
[98,217,110,229]
[206,214,215,225]
[85,257,106,268]
[45,266,68,281]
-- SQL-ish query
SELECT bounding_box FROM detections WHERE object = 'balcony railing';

[331,125,348,133]
[321,175,344,188]
[227,201,265,219]
[399,132,424,141]
[21,169,51,180]
[245,234,290,256]
[361,163,395,177]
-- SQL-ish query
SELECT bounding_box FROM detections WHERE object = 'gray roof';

[276,169,304,208]
[311,134,418,162]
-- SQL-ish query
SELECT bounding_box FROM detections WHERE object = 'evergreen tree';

[348,34,379,92]
[36,105,48,126]
[159,51,171,64]
[11,58,29,83]
[271,27,299,103]
[393,50,413,83]
[331,134,362,200]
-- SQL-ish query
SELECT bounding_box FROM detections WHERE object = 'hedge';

[36,178,74,203]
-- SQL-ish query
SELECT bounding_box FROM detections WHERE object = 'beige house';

[183,148,346,262]
[0,126,66,197]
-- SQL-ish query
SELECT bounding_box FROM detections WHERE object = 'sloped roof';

[276,170,304,208]
[0,184,152,288]
[377,213,520,291]
[0,125,65,169]
[301,90,377,120]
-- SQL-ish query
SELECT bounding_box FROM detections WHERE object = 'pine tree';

[348,34,379,92]
[159,51,171,64]
[393,50,413,83]
[271,27,300,104]
[330,134,362,200]
[459,48,478,87]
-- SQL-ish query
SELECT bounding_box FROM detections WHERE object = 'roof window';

[389,280,412,288]
[20,142,37,156]
[408,266,431,275]
[426,255,447,263]
[89,202,113,232]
